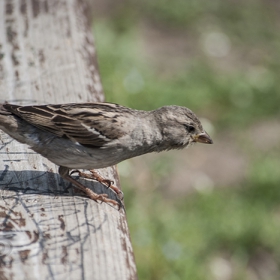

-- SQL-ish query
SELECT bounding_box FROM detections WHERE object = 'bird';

[0,102,213,208]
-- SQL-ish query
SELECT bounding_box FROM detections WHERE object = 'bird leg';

[70,169,124,200]
[59,166,121,209]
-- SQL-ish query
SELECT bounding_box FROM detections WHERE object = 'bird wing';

[4,103,133,147]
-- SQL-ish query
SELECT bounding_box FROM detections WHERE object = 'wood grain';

[0,0,137,279]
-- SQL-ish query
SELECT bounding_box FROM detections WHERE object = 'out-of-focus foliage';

[91,0,280,279]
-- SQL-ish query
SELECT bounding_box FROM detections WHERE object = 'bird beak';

[193,131,213,144]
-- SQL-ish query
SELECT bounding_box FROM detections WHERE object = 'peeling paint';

[61,245,68,264]
[18,249,31,263]
[38,49,45,64]
[31,0,40,18]
[6,2,13,15]
[58,215,65,230]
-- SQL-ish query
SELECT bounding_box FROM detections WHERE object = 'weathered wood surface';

[0,1,137,279]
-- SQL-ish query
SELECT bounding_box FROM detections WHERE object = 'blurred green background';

[89,0,280,279]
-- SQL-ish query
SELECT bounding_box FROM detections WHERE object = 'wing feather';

[4,103,134,147]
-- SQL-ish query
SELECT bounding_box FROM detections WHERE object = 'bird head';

[155,105,213,150]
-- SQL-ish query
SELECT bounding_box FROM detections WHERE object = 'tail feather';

[0,103,13,115]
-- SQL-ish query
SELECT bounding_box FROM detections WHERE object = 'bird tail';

[0,103,12,115]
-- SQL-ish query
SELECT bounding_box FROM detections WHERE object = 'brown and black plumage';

[0,102,213,208]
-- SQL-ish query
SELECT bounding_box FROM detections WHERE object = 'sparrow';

[0,102,213,208]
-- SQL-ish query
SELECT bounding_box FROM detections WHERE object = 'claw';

[70,169,80,176]
[59,167,122,209]
[75,169,123,200]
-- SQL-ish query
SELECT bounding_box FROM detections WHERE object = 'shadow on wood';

[0,168,122,208]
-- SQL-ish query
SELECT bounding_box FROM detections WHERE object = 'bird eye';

[184,124,195,133]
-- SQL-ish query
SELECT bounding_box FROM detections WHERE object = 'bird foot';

[70,169,124,201]
[59,166,123,210]
[85,189,121,209]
